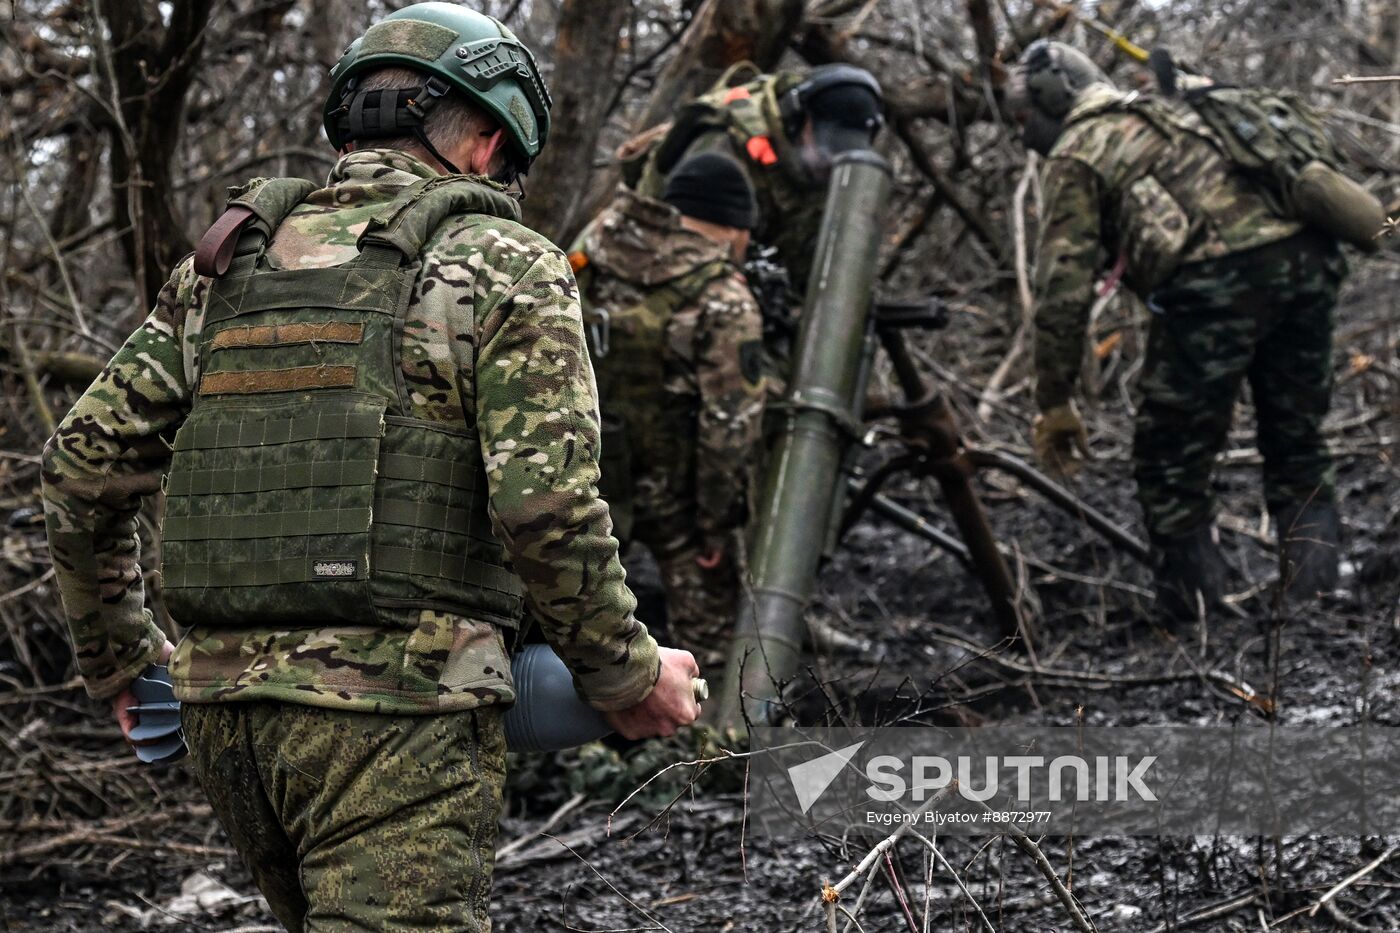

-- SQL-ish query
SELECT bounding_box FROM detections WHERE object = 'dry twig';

[1308,843,1400,918]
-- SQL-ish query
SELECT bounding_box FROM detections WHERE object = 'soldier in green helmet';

[627,63,884,291]
[41,3,701,929]
[1008,39,1353,622]
[573,153,767,665]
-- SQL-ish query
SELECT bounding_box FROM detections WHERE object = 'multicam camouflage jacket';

[41,149,660,715]
[576,190,766,543]
[633,72,825,291]
[1033,84,1303,410]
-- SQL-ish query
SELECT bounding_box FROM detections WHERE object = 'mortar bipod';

[836,305,1152,645]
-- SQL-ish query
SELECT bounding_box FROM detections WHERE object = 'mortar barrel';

[715,152,893,731]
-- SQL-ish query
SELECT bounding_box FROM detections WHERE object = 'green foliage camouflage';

[184,701,506,932]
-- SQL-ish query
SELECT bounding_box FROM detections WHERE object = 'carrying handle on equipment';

[194,206,256,277]
[713,60,762,92]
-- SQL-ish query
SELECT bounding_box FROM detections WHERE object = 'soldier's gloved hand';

[112,639,175,742]
[603,647,702,740]
[1032,402,1092,477]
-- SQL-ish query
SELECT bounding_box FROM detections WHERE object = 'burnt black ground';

[2,259,1398,932]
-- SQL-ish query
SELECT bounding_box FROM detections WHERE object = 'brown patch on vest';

[199,365,358,395]
[210,321,364,351]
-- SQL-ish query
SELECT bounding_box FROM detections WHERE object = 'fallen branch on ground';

[1308,843,1400,918]
[1333,74,1400,85]
[919,623,1271,714]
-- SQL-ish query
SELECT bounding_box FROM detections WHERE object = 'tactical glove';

[1032,402,1092,476]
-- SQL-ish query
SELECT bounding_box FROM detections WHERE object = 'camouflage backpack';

[620,64,803,190]
[162,175,525,632]
[1182,86,1383,250]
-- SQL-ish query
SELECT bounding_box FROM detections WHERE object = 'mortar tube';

[716,152,893,731]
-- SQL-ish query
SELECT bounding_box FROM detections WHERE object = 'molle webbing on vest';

[162,394,384,615]
[210,321,365,351]
[199,365,358,395]
[204,264,407,326]
[162,174,524,632]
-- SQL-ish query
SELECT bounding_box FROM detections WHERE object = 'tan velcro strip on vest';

[199,365,358,396]
[210,321,365,351]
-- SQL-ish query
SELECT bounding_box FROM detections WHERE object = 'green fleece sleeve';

[1032,156,1107,411]
[41,261,200,699]
[474,247,661,712]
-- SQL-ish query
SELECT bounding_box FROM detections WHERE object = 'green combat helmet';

[323,2,552,177]
[1012,39,1113,155]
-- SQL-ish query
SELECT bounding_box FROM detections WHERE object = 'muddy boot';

[1151,523,1224,625]
[1274,499,1341,599]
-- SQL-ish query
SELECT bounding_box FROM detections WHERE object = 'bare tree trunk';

[50,132,101,242]
[95,0,214,308]
[523,0,632,243]
[965,0,999,81]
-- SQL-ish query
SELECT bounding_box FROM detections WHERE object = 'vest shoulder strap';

[194,177,318,277]
[357,175,523,264]
[233,177,320,233]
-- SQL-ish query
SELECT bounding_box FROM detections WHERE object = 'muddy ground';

[2,257,1398,932]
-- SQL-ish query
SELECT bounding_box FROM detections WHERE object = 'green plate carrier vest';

[162,175,525,631]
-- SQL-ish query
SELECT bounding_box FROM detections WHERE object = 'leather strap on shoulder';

[194,206,256,278]
[194,177,319,278]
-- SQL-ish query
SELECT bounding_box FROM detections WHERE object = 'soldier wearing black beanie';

[572,155,767,668]
[663,153,757,232]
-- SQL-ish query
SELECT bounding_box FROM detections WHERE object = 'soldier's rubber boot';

[1274,499,1342,599]
[1151,523,1225,625]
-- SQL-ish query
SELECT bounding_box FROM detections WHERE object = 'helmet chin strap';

[486,142,530,200]
[412,126,464,176]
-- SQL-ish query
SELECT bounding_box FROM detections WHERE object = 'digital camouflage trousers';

[182,701,506,932]
[1134,231,1345,540]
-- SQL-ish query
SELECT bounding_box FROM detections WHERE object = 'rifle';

[744,247,793,341]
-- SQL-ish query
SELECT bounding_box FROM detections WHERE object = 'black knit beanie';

[662,153,756,230]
